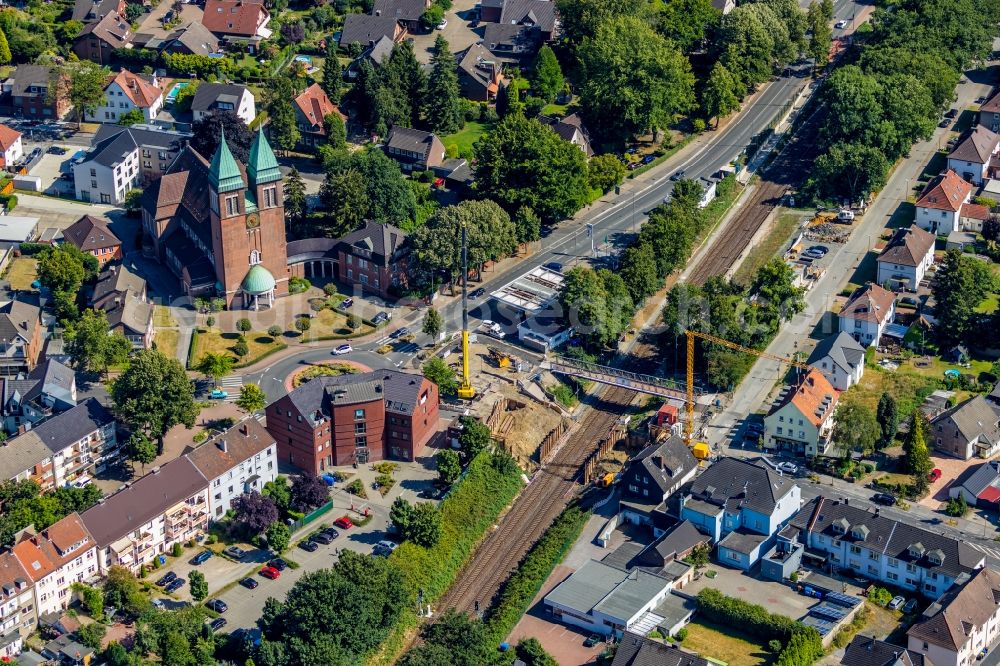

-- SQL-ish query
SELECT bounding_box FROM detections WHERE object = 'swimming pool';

[294,55,313,65]
[166,82,190,104]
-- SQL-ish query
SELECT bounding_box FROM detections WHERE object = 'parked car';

[334,516,354,529]
[320,527,340,540]
[312,532,333,545]
[777,462,798,474]
[583,634,601,647]
[978,647,989,660]
[333,344,352,355]
[872,492,897,506]
[470,287,485,300]
[945,108,958,118]
[210,618,227,632]
[206,599,228,613]
[239,577,259,589]
[209,389,228,400]
[419,486,445,500]
[543,261,563,272]
[267,559,287,572]
[372,311,390,325]
[902,598,917,614]
[339,298,353,309]
[259,566,281,580]
[223,546,246,560]
[670,169,686,181]
[191,550,213,565]
[373,540,399,556]
[641,154,655,164]
[165,578,185,593]
[939,117,951,127]
[834,19,847,28]
[928,468,942,482]
[156,572,178,587]
[389,327,410,340]
[627,161,642,170]
[888,596,905,610]
[299,540,319,552]
[46,145,67,155]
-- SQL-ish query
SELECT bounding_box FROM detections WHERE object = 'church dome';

[241,265,276,294]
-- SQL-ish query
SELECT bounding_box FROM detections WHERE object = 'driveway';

[407,0,481,64]
[28,152,73,197]
[136,2,204,40]
[683,566,819,620]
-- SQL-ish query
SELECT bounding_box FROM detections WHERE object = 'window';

[887,572,898,581]
[850,545,862,554]
[354,409,365,420]
[90,169,96,177]
[249,250,261,265]
[264,186,277,207]
[355,436,367,448]
[225,195,239,217]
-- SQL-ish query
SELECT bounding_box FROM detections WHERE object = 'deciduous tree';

[436,449,461,484]
[658,0,720,51]
[236,384,267,414]
[196,351,234,384]
[266,521,290,553]
[422,307,443,339]
[933,250,995,345]
[423,357,457,396]
[232,491,279,534]
[191,110,254,164]
[702,62,741,128]
[832,399,880,455]
[112,350,198,453]
[189,571,208,602]
[809,142,889,203]
[458,416,491,458]
[128,432,157,474]
[587,154,626,193]
[67,308,132,374]
[291,474,328,512]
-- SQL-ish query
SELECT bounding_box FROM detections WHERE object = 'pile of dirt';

[492,383,565,465]
[806,222,851,243]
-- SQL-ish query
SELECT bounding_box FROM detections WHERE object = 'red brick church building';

[141,129,288,308]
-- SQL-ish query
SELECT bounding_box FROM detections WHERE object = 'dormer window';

[909,542,926,559]
[831,518,850,535]
[927,549,945,566]
[851,525,869,541]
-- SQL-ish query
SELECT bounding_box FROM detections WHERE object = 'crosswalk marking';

[217,376,243,400]
[966,542,1000,560]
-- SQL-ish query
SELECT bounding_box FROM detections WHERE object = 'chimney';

[651,455,663,470]
[807,376,815,387]
[844,498,849,505]
[217,439,227,452]
[19,321,26,330]
[240,423,248,436]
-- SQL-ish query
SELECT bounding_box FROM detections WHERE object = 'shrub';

[768,639,783,653]
[237,318,252,332]
[267,325,282,338]
[289,276,311,293]
[171,543,182,557]
[692,118,706,132]
[345,478,367,498]
[323,283,338,296]
[868,586,893,607]
[946,494,969,517]
[695,588,799,642]
[674,627,688,642]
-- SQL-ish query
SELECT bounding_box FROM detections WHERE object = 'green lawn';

[5,257,37,291]
[442,121,492,157]
[733,210,806,285]
[681,620,772,666]
[190,330,286,368]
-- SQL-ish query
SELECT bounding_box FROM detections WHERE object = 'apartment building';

[780,497,984,600]
[85,70,162,124]
[73,125,189,204]
[186,419,278,519]
[0,300,43,376]
[335,220,410,299]
[10,514,98,617]
[0,431,54,490]
[763,369,839,457]
[0,552,34,659]
[30,398,118,488]
[80,456,210,574]
[908,567,1000,666]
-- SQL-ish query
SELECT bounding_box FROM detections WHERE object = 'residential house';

[543,560,677,638]
[989,380,1000,408]
[72,0,125,22]
[457,44,503,102]
[1,359,78,433]
[0,65,70,120]
[335,219,409,298]
[618,435,698,530]
[91,264,147,310]
[780,496,984,599]
[338,14,403,50]
[26,398,118,487]
[0,553,34,659]
[0,124,23,170]
[85,70,162,124]
[841,636,925,666]
[73,124,189,204]
[496,0,557,40]
[946,126,1000,186]
[80,456,210,573]
[915,170,973,235]
[265,369,439,470]
[982,89,1000,132]
[710,0,736,14]
[191,83,256,126]
[959,201,991,233]
[0,430,54,489]
[949,460,1000,509]
[104,292,155,348]
[72,11,132,66]
[483,23,544,62]
[838,283,896,347]
[160,22,221,56]
[292,83,341,149]
[538,113,594,156]
[807,332,865,391]
[619,520,709,575]
[347,35,395,78]
[908,567,1000,666]
[929,395,1000,460]
[876,225,936,291]
[612,633,711,666]
[763,368,839,457]
[372,0,429,32]
[384,126,445,171]
[679,457,800,570]
[201,0,272,42]
[185,418,277,519]
[62,215,122,266]
[10,514,98,618]
[0,300,43,375]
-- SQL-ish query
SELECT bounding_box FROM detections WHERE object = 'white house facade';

[908,568,1000,666]
[915,170,973,235]
[186,419,278,519]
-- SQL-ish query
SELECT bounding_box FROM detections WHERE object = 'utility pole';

[586,223,595,257]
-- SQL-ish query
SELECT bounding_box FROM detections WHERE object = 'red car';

[333,516,354,530]
[259,566,280,580]
[928,468,942,482]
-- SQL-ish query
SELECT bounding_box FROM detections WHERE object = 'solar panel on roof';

[825,592,861,608]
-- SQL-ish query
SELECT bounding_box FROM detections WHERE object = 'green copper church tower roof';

[208,128,246,193]
[247,128,282,186]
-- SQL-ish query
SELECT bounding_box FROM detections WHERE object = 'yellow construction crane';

[684,330,811,445]
[457,223,475,400]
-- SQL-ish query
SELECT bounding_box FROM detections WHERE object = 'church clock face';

[246,213,260,229]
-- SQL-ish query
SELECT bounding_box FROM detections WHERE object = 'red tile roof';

[983,90,1000,114]
[110,70,162,109]
[769,368,838,428]
[202,0,269,37]
[840,283,895,325]
[960,202,990,220]
[0,123,21,153]
[293,83,338,133]
[916,170,972,212]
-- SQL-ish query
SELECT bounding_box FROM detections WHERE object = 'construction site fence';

[582,425,628,485]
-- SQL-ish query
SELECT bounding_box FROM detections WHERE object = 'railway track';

[688,105,823,286]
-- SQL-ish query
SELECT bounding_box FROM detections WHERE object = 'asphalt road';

[246,349,401,403]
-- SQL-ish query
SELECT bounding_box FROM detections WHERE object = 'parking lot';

[684,566,828,620]
[28,149,75,196]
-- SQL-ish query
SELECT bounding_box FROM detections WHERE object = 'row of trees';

[805,0,999,202]
[0,479,103,545]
